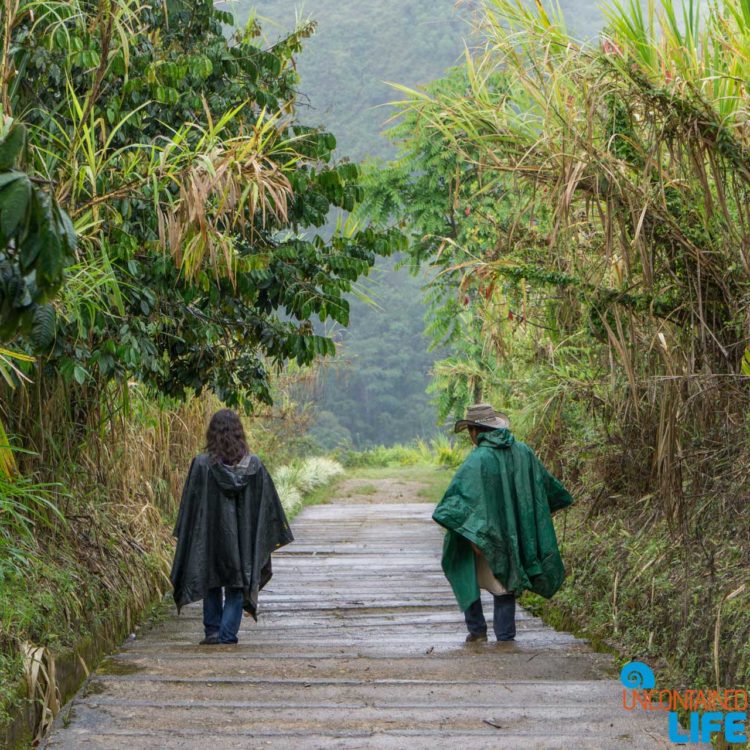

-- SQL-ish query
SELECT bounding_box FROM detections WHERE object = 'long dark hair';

[206,409,248,465]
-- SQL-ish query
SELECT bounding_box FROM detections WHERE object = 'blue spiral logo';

[620,661,655,689]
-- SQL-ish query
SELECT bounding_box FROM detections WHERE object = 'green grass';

[339,436,469,470]
[416,480,447,504]
[347,483,378,495]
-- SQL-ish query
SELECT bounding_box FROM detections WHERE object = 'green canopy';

[433,429,573,611]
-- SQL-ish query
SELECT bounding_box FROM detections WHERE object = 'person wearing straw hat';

[433,404,573,643]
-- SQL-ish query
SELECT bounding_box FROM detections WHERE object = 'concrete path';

[46,474,704,749]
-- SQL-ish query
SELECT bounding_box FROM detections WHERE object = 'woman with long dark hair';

[170,409,294,645]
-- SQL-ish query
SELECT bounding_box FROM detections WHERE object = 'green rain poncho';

[433,429,573,611]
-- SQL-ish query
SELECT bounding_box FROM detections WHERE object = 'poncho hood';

[170,453,293,620]
[433,430,573,611]
[210,453,261,493]
[476,428,515,449]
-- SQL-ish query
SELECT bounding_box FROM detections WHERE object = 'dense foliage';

[231,1,471,445]
[367,0,750,692]
[400,0,750,524]
[358,66,531,424]
[243,0,611,446]
[0,120,76,349]
[2,0,401,406]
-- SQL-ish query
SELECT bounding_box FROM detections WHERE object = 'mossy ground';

[529,499,749,698]
[0,518,171,728]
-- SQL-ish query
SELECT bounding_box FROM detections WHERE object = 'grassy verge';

[525,496,749,702]
[294,469,348,513]
[0,391,211,745]
[274,457,345,518]
[0,506,174,745]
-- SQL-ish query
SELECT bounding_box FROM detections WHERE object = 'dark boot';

[464,598,488,642]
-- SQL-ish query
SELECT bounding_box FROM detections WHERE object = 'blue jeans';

[464,594,516,641]
[203,587,244,644]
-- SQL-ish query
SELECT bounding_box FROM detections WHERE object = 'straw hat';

[454,403,510,434]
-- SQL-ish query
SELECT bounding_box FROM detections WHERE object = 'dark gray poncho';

[170,453,294,620]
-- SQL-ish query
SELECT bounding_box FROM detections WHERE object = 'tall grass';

[396,0,750,529]
[274,456,344,516]
[388,0,750,697]
[0,470,64,581]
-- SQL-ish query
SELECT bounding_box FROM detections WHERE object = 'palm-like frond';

[393,0,750,529]
[155,107,297,284]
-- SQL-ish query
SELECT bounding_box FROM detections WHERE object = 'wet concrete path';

[46,474,704,749]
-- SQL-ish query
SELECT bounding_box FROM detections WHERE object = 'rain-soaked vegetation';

[0,0,748,744]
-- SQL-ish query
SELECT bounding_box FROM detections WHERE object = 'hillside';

[230,0,610,446]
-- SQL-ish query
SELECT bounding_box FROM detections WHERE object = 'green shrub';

[339,437,468,469]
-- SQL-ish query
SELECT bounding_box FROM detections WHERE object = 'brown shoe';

[465,633,488,643]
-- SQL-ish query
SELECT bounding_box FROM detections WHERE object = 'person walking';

[170,409,293,645]
[433,404,573,643]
